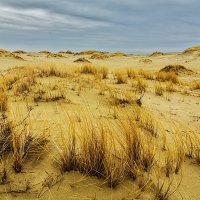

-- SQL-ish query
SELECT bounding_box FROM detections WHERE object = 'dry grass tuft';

[40,65,74,78]
[12,127,49,173]
[164,151,175,178]
[115,70,127,84]
[134,79,148,94]
[99,66,108,79]
[153,176,179,200]
[109,91,135,106]
[79,121,107,178]
[191,80,200,90]
[0,159,9,184]
[184,132,200,164]
[56,126,78,172]
[80,64,98,74]
[165,82,176,92]
[120,119,142,179]
[126,68,136,79]
[141,138,156,172]
[174,145,185,174]
[104,150,126,188]
[156,72,179,84]
[155,83,164,96]
[0,90,8,112]
[90,53,109,60]
[139,70,154,80]
[140,115,158,137]
[0,114,12,156]
[17,81,32,94]
[119,114,156,179]
[185,133,196,158]
[2,75,19,90]
[33,84,66,102]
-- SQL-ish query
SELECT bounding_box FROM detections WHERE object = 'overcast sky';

[0,0,200,53]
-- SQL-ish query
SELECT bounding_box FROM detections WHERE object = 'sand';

[0,47,200,200]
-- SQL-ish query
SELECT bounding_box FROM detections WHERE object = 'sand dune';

[0,46,199,200]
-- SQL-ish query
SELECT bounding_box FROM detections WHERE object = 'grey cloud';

[0,0,200,53]
[0,3,111,31]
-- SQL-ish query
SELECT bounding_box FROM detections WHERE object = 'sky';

[0,0,200,54]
